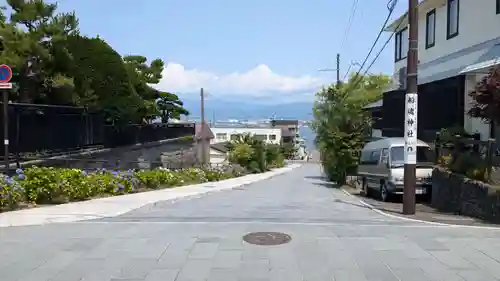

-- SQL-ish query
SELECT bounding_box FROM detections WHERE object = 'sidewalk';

[0,164,301,227]
[342,185,500,227]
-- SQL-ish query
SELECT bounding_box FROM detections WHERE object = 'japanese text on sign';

[404,93,418,164]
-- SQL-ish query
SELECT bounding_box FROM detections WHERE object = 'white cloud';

[156,63,326,101]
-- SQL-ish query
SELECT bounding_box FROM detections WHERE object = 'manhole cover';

[242,232,292,246]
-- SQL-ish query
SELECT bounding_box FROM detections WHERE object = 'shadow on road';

[304,176,326,180]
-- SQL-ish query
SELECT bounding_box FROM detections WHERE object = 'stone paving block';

[430,250,479,269]
[457,269,500,281]
[390,268,432,281]
[268,249,297,269]
[218,238,246,250]
[332,269,368,281]
[269,267,303,281]
[206,268,240,281]
[48,258,108,281]
[156,249,191,269]
[420,261,467,281]
[212,250,243,269]
[144,268,179,281]
[242,247,270,260]
[176,259,213,281]
[461,248,500,278]
[18,251,82,281]
[412,237,450,251]
[111,258,159,280]
[238,260,271,279]
[353,256,399,281]
[188,242,219,259]
[324,250,359,269]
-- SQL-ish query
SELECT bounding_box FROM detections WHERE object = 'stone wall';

[431,167,500,223]
[10,137,197,171]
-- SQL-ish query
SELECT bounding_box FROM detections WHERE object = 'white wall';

[391,0,500,85]
[210,127,282,144]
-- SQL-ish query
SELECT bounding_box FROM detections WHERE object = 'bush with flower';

[0,164,244,211]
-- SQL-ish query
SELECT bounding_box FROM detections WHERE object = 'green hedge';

[0,165,246,211]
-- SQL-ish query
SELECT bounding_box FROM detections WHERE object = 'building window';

[497,0,500,14]
[447,0,459,39]
[269,134,276,140]
[254,134,267,141]
[216,133,227,140]
[394,27,408,61]
[426,9,436,48]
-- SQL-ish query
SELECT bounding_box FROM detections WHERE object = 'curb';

[0,164,301,227]
[340,188,500,230]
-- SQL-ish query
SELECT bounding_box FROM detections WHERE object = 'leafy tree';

[157,91,189,123]
[312,74,390,184]
[228,143,254,167]
[123,55,189,123]
[2,0,79,103]
[64,35,140,124]
[226,133,285,173]
[280,142,297,160]
[468,66,500,126]
[0,0,190,127]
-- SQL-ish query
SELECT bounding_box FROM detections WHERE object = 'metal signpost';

[0,64,12,173]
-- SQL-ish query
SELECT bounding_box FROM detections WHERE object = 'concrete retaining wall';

[8,137,198,171]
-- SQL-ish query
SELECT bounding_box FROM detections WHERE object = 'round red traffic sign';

[0,65,13,83]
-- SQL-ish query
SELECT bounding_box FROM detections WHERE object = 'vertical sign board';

[404,93,418,164]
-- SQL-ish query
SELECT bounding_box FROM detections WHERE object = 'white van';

[357,137,434,201]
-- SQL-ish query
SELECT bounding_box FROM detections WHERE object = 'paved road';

[2,164,500,281]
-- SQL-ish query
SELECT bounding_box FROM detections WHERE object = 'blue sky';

[54,0,407,103]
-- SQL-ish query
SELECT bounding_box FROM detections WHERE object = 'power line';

[351,0,398,81]
[339,0,360,52]
[343,0,398,95]
[362,17,404,76]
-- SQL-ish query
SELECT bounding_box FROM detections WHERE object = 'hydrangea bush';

[0,164,244,210]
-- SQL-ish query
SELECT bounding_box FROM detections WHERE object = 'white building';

[210,126,282,145]
[384,0,500,141]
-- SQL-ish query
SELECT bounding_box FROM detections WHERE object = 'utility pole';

[200,88,207,166]
[403,0,419,215]
[336,53,341,86]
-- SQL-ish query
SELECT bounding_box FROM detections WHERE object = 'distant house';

[210,125,281,145]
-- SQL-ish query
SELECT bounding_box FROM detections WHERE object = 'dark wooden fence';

[0,103,195,159]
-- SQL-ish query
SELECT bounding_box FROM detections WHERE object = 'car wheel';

[380,184,390,202]
[362,179,370,197]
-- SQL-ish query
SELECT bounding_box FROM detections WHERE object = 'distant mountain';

[180,96,314,121]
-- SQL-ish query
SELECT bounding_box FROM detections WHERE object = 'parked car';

[357,137,434,202]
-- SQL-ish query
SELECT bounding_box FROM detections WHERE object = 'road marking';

[340,188,500,230]
[71,220,451,228]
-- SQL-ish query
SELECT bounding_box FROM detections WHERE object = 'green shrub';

[226,133,287,172]
[0,164,243,210]
[229,143,254,167]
